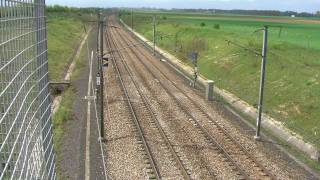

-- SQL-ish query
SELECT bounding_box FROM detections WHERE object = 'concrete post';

[206,80,214,101]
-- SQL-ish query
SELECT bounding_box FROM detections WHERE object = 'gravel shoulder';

[57,27,107,180]
[104,62,149,180]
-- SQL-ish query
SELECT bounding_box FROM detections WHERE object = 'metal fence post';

[255,26,268,140]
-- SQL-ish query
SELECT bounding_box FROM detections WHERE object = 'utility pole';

[131,8,133,29]
[98,12,105,140]
[153,15,156,56]
[97,13,100,54]
[255,26,268,140]
[174,32,178,52]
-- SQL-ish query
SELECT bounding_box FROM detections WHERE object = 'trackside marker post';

[206,80,214,101]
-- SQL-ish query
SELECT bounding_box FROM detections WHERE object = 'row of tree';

[46,5,101,14]
[132,7,318,17]
[171,8,318,17]
[47,5,320,18]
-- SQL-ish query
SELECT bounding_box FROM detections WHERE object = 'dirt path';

[52,28,92,115]
[54,27,107,180]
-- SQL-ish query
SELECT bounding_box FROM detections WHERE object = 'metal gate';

[0,0,56,179]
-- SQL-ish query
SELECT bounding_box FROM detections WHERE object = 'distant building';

[291,15,296,18]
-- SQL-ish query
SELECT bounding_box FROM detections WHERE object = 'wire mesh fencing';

[0,0,56,179]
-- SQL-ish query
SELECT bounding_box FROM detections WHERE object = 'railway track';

[109,27,223,179]
[106,20,191,180]
[109,24,247,179]
[106,16,276,180]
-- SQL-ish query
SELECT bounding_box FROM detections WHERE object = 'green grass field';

[47,12,88,150]
[47,14,87,81]
[122,12,320,148]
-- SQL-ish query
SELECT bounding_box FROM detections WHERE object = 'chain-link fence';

[0,0,56,179]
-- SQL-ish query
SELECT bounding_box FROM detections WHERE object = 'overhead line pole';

[255,26,268,140]
[131,8,133,29]
[153,15,156,56]
[99,12,105,140]
[97,13,100,54]
[226,26,269,140]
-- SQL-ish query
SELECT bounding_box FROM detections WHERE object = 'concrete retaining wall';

[120,19,319,161]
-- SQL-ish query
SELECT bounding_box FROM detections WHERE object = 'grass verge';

[52,88,75,179]
[47,14,88,81]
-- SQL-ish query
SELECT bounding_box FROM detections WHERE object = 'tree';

[317,11,320,17]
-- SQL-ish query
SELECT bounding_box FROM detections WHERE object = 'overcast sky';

[47,0,320,13]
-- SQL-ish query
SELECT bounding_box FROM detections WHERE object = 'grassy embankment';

[47,13,83,150]
[47,12,94,178]
[48,11,97,177]
[48,14,87,81]
[121,12,320,151]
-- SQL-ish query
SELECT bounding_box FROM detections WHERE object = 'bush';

[183,37,208,56]
[162,16,167,20]
[173,23,180,28]
[46,5,99,14]
[200,22,206,27]
[213,24,220,29]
